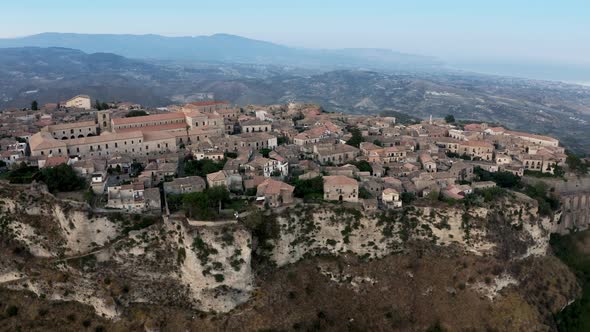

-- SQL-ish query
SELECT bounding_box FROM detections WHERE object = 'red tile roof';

[112,112,185,125]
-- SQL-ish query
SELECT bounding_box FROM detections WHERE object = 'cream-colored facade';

[29,130,176,158]
[323,175,359,203]
[458,141,494,161]
[43,121,97,140]
[64,95,92,110]
[241,119,272,133]
[111,112,186,132]
[314,144,359,165]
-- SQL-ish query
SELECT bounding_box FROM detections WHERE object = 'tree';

[373,139,383,147]
[401,192,416,204]
[291,176,324,200]
[473,166,520,188]
[207,186,230,212]
[566,153,588,175]
[346,127,364,148]
[31,100,39,111]
[94,99,110,111]
[129,162,144,177]
[347,160,372,173]
[181,187,231,220]
[259,148,272,158]
[125,110,148,117]
[184,159,226,177]
[359,187,372,199]
[445,114,455,123]
[37,164,86,193]
[277,136,289,145]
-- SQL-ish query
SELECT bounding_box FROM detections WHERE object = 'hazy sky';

[2,0,589,64]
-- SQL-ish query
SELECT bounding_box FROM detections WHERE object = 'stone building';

[323,175,359,203]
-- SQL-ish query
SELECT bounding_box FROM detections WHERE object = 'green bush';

[125,110,148,117]
[474,167,521,188]
[6,305,18,317]
[347,160,372,173]
[182,186,231,220]
[291,176,324,200]
[37,164,86,192]
[345,127,364,148]
[184,158,226,177]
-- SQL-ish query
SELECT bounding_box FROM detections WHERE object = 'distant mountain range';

[0,33,442,71]
[1,46,589,154]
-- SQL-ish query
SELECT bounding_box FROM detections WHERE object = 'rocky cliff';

[0,183,580,331]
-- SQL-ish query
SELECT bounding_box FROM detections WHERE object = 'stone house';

[323,175,359,203]
[163,176,206,195]
[256,179,295,207]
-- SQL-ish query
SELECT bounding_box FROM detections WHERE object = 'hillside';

[0,182,581,330]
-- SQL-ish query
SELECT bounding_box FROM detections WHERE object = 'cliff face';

[0,183,253,320]
[0,183,579,331]
[271,192,555,266]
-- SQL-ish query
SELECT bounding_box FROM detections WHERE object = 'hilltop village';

[0,96,575,218]
[1,96,590,331]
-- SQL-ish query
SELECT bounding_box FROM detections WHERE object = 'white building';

[64,95,92,110]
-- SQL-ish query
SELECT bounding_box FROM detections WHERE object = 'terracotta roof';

[383,188,399,195]
[464,124,483,131]
[142,131,176,142]
[323,175,358,187]
[115,122,186,133]
[29,132,67,150]
[121,183,144,191]
[44,156,68,167]
[48,121,96,131]
[112,112,185,125]
[461,140,494,148]
[257,178,294,195]
[505,130,558,143]
[206,170,227,183]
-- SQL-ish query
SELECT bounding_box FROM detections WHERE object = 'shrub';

[35,164,86,193]
[184,159,226,177]
[125,110,148,117]
[291,176,324,200]
[345,127,364,148]
[6,305,18,317]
